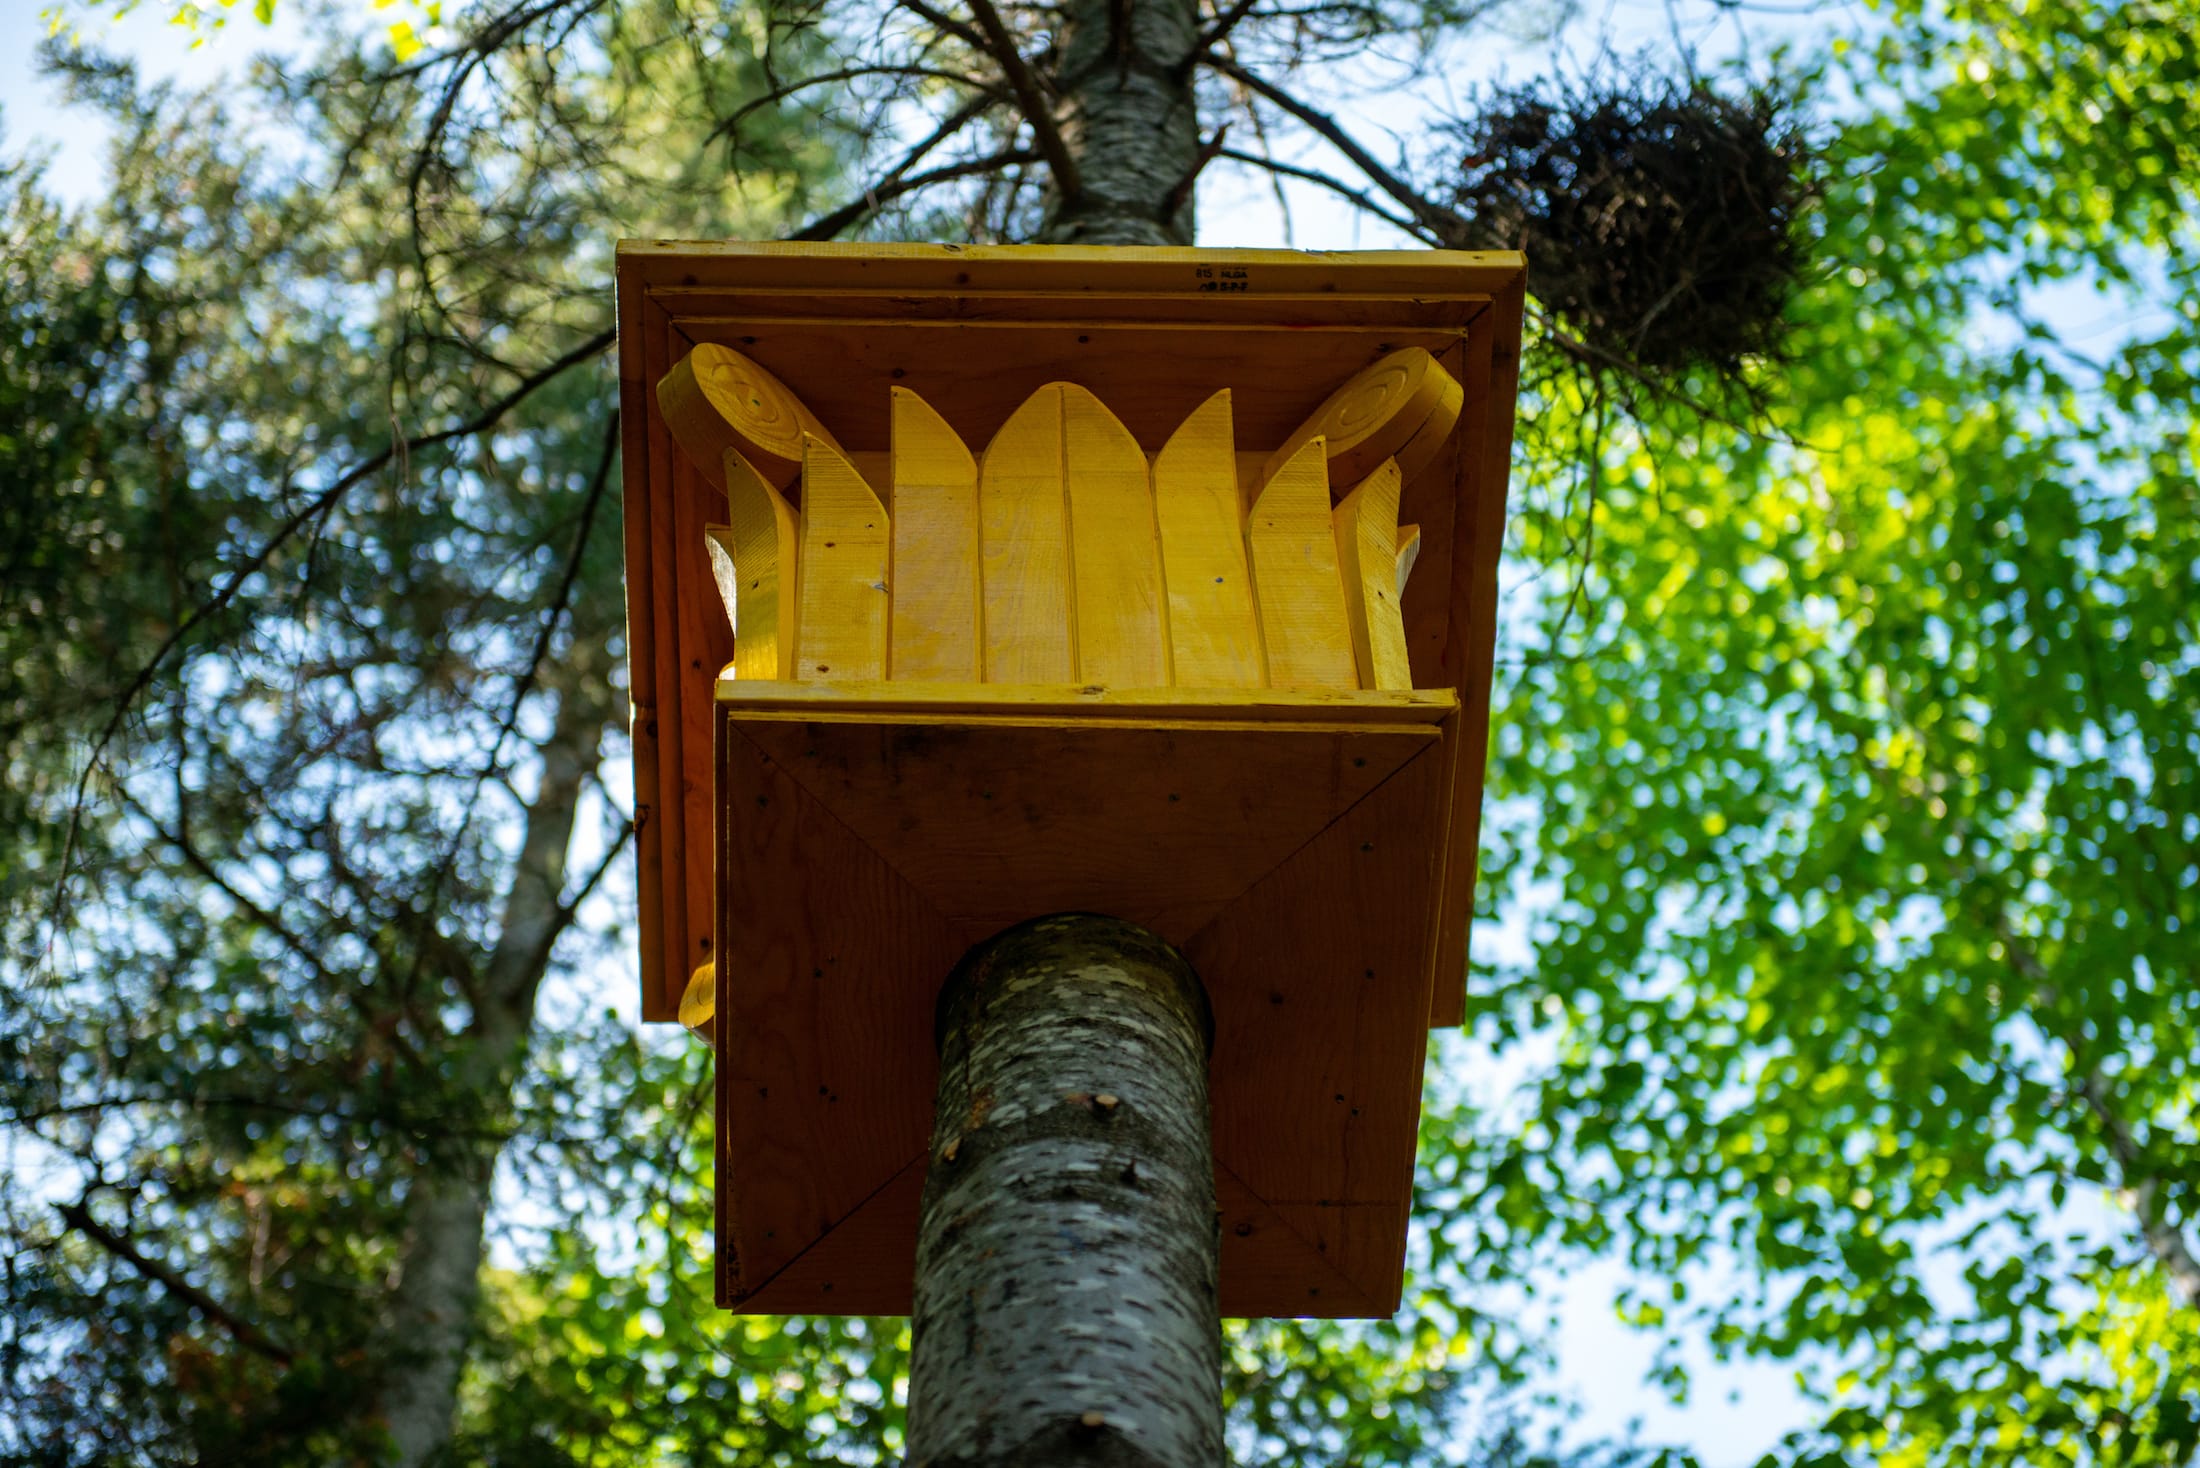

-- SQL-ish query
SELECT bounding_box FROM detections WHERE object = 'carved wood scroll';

[659,345,1463,692]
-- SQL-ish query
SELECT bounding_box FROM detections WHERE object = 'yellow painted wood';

[1257,347,1464,496]
[888,388,981,681]
[715,449,802,681]
[978,385,1073,682]
[1395,523,1423,600]
[659,342,842,491]
[714,678,1457,724]
[798,437,890,682]
[1154,390,1262,688]
[679,960,716,1045]
[1062,384,1167,686]
[1333,459,1413,691]
[623,238,1525,285]
[1246,437,1358,690]
[703,526,740,632]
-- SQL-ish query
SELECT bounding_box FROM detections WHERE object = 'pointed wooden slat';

[1154,390,1262,689]
[978,385,1073,683]
[712,449,802,681]
[1334,459,1413,690]
[659,342,842,491]
[798,438,890,682]
[1062,383,1166,686]
[1394,522,1422,600]
[887,388,981,680]
[1255,347,1464,497]
[1246,437,1358,690]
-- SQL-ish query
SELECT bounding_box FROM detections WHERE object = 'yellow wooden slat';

[1246,437,1358,690]
[1256,347,1464,497]
[1062,384,1166,686]
[797,437,890,682]
[1154,389,1261,688]
[658,342,843,491]
[710,449,802,681]
[1333,458,1413,691]
[978,385,1073,682]
[887,388,981,680]
[1394,523,1422,600]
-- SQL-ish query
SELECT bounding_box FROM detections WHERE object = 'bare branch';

[793,150,1041,241]
[892,0,994,57]
[55,1199,296,1367]
[1213,146,1430,239]
[1204,53,1468,241]
[1195,0,1265,55]
[963,0,1083,201]
[788,90,1004,240]
[47,328,617,957]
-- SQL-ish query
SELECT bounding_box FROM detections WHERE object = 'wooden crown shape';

[657,342,1464,694]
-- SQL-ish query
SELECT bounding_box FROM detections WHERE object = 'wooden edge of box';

[712,678,1459,724]
[617,240,1528,302]
[1429,271,1526,1028]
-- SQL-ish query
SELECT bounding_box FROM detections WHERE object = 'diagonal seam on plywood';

[1193,737,1447,1313]
[717,718,966,1300]
[734,713,1429,947]
[726,1151,927,1307]
[1215,1158,1384,1317]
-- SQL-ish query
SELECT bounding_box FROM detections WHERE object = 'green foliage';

[1446,0,2200,1460]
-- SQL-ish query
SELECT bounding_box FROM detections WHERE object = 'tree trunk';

[908,914,1223,1468]
[375,681,607,1467]
[1042,0,1205,246]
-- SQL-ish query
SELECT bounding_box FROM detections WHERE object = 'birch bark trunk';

[1041,0,1205,245]
[907,914,1223,1468]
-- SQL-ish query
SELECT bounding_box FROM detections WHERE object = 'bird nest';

[1450,78,1816,383]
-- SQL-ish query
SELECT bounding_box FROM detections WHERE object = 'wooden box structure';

[614,242,1525,1317]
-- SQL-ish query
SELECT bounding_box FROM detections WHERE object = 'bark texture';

[376,680,607,1468]
[908,914,1222,1468]
[1042,0,1205,245]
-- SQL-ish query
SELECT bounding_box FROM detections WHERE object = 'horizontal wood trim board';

[714,680,1456,717]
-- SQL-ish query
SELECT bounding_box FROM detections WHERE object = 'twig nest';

[1449,77,1815,381]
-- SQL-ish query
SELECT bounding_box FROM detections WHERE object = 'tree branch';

[792,150,1041,241]
[1204,53,1468,241]
[962,0,1083,201]
[47,328,617,960]
[788,91,1003,240]
[1213,146,1430,239]
[55,1199,296,1366]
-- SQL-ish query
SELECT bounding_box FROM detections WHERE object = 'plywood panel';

[732,713,1436,943]
[978,386,1073,682]
[714,718,965,1301]
[1062,384,1166,685]
[1246,439,1358,691]
[1186,740,1446,1308]
[1155,390,1262,689]
[1215,1163,1385,1318]
[728,1156,927,1315]
[888,388,981,680]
